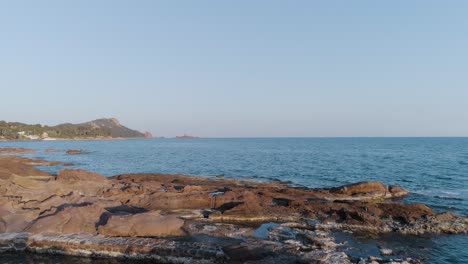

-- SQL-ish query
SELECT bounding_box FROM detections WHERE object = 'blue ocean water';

[1,138,467,263]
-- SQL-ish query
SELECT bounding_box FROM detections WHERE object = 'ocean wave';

[411,191,464,201]
[434,196,465,201]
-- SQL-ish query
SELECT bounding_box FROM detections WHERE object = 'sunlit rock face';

[0,155,466,263]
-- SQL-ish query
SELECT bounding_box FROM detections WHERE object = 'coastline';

[0,148,467,263]
[0,137,143,143]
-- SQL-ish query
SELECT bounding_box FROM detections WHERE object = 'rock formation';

[144,131,153,138]
[66,149,90,155]
[0,155,466,263]
[0,147,36,154]
[44,148,60,152]
[175,134,200,139]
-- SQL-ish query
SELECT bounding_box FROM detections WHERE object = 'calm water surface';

[1,138,467,263]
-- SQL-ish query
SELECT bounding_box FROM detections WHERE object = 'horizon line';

[151,136,468,139]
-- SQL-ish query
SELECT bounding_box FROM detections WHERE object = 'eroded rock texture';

[0,155,466,263]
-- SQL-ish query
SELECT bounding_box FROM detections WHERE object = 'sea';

[1,138,467,263]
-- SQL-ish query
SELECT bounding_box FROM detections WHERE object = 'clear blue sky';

[1,1,467,137]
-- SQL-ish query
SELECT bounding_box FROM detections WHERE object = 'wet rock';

[44,148,60,152]
[380,248,393,255]
[184,222,253,239]
[223,245,273,261]
[0,233,225,262]
[0,155,466,262]
[378,203,434,224]
[0,233,29,252]
[0,148,36,154]
[397,212,468,235]
[66,149,89,155]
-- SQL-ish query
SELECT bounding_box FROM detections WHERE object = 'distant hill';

[79,118,145,138]
[0,118,147,140]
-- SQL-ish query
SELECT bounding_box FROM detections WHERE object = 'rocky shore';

[0,148,467,263]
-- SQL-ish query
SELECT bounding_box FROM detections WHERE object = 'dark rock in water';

[222,245,272,261]
[0,148,36,154]
[66,149,89,155]
[44,148,60,152]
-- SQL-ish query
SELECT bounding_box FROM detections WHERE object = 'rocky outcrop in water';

[144,131,153,138]
[0,155,466,263]
[44,148,60,152]
[0,148,36,154]
[66,149,90,155]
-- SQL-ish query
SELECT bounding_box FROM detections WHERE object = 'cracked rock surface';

[0,153,466,263]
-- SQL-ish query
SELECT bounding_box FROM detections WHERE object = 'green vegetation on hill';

[0,118,144,140]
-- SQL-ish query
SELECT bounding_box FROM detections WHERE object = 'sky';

[0,1,467,137]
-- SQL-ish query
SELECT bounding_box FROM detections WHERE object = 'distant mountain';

[78,118,146,138]
[0,118,148,140]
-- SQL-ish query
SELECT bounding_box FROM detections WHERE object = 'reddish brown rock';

[331,181,388,195]
[57,169,108,183]
[66,149,89,155]
[27,204,105,234]
[0,148,36,154]
[98,211,185,237]
[0,154,465,263]
[144,131,153,138]
[0,156,51,179]
[44,148,60,152]
[0,198,40,233]
[328,181,408,200]
[388,185,409,196]
[378,203,434,224]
